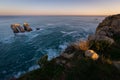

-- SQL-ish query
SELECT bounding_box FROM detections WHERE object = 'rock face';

[23,22,32,32]
[11,23,32,33]
[96,14,120,39]
[11,24,25,33]
[88,14,120,53]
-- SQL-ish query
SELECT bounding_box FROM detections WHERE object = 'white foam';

[61,31,77,37]
[47,23,54,26]
[46,49,58,60]
[59,42,68,50]
[28,65,40,72]
[14,71,26,78]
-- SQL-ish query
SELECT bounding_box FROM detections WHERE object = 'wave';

[14,71,26,78]
[61,31,77,37]
[45,49,58,60]
[28,65,40,72]
[59,42,68,50]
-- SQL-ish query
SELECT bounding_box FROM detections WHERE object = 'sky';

[0,0,120,16]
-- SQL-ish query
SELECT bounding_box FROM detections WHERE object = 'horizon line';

[0,14,108,17]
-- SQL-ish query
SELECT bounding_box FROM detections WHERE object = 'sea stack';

[23,22,32,32]
[11,24,25,33]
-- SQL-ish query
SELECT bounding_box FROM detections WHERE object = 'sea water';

[0,16,104,80]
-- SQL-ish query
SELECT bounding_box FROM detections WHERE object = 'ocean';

[0,16,104,80]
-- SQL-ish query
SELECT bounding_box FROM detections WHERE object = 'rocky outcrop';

[11,23,32,33]
[96,14,120,39]
[23,22,32,32]
[11,24,25,33]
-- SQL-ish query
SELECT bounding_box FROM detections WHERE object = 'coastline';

[17,14,120,80]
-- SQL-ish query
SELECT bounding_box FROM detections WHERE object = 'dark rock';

[11,24,19,33]
[23,22,32,32]
[96,14,120,39]
[11,24,25,33]
[36,28,40,30]
[17,26,25,32]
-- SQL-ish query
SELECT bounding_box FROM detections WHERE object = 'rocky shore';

[17,14,120,80]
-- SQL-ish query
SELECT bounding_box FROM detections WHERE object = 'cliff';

[17,14,120,80]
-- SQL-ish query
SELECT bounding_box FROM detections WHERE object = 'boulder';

[23,22,32,31]
[11,24,25,33]
[85,50,99,60]
[36,28,40,30]
[11,24,19,33]
[17,26,25,33]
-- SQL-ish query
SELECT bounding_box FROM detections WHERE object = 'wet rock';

[38,55,48,67]
[11,24,19,33]
[23,22,32,32]
[11,24,25,33]
[17,26,25,33]
[36,28,40,30]
[61,53,74,59]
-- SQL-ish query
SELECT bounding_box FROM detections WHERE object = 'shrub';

[77,40,89,51]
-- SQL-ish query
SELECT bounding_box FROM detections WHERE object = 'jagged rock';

[11,23,33,33]
[61,53,74,59]
[88,35,114,45]
[18,26,25,33]
[85,50,99,60]
[23,22,32,31]
[88,34,114,52]
[11,24,25,33]
[96,14,120,39]
[38,55,48,67]
[11,24,19,33]
[36,28,40,30]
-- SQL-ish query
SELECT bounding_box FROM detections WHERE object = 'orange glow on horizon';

[0,9,119,16]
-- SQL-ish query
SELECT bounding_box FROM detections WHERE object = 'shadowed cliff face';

[96,14,120,39]
[17,14,120,80]
[93,14,120,60]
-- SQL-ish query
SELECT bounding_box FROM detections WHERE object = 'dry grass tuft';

[77,40,89,51]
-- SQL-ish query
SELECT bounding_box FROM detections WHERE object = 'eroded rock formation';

[11,23,32,33]
[11,24,25,33]
[23,22,32,32]
[96,14,120,39]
